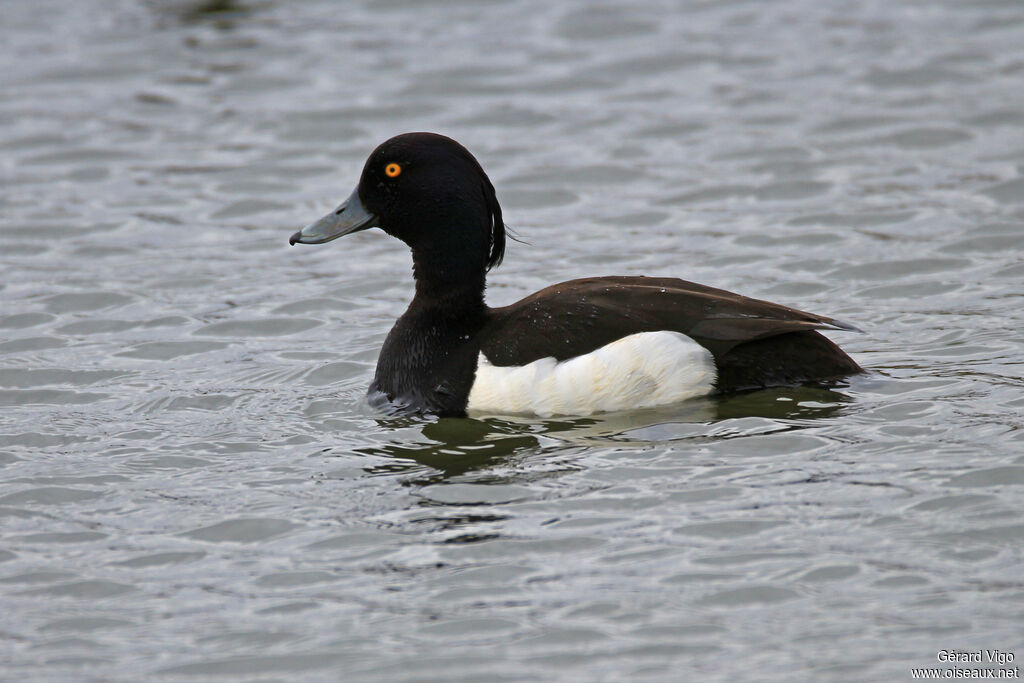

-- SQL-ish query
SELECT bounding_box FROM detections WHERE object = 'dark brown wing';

[480,276,861,389]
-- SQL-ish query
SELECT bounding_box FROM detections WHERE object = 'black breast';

[370,307,485,416]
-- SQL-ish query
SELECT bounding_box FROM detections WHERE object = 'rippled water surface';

[3,0,1024,680]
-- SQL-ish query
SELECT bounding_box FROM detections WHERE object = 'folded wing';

[480,276,861,390]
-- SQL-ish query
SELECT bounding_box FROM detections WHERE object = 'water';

[2,0,1024,679]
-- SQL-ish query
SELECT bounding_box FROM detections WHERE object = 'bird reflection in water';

[356,384,855,483]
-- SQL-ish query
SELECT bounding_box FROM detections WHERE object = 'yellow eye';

[385,162,402,178]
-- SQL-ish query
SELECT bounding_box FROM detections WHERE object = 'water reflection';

[359,384,855,481]
[362,417,543,480]
[149,0,255,28]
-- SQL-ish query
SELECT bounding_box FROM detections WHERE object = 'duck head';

[290,132,505,274]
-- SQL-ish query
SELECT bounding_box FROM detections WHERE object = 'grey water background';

[2,0,1024,679]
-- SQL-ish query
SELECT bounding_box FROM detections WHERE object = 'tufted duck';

[290,132,862,417]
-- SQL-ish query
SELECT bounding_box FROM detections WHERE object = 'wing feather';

[481,276,856,367]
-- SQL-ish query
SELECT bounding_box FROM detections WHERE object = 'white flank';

[466,331,717,417]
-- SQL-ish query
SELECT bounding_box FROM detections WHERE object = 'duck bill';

[289,187,377,245]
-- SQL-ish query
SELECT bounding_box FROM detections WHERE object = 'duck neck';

[409,244,488,318]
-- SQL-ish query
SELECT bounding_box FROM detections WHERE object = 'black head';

[290,132,505,273]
